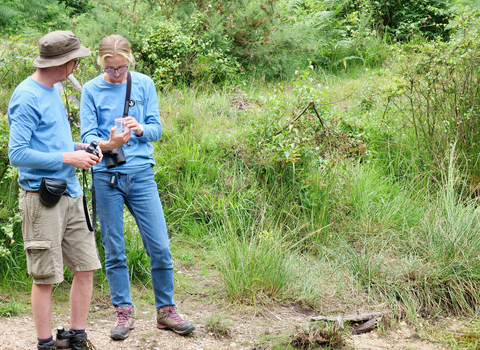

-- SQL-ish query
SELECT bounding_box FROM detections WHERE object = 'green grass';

[2,59,480,350]
[0,298,26,317]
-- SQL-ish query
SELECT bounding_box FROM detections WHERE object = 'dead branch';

[308,312,383,323]
[308,312,383,335]
[352,317,379,335]
[274,101,314,136]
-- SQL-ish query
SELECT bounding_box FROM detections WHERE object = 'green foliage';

[71,0,149,52]
[0,115,11,176]
[0,0,72,33]
[0,214,26,286]
[59,0,93,15]
[0,37,36,93]
[382,10,480,186]
[342,153,480,317]
[357,0,451,41]
[0,299,24,317]
[244,67,367,187]
[4,0,480,326]
[139,18,238,87]
[281,0,391,71]
[204,313,233,338]
[214,227,294,303]
[224,0,311,78]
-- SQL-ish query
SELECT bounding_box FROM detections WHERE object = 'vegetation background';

[2,0,480,348]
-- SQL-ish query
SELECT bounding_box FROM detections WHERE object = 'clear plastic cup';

[114,118,126,131]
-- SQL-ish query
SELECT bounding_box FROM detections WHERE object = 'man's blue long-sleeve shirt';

[8,77,82,197]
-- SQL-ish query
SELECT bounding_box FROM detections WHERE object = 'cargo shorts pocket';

[24,240,55,279]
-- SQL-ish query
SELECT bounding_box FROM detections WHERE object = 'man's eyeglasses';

[72,59,80,69]
[104,66,129,75]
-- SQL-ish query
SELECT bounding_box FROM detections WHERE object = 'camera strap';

[82,169,96,232]
[82,72,131,231]
[123,71,132,118]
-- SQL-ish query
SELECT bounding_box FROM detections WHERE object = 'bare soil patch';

[1,295,447,350]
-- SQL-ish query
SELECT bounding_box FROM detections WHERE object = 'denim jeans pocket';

[24,240,55,279]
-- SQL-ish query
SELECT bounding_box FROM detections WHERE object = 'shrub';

[384,9,480,186]
[354,0,450,41]
[139,17,238,88]
[280,0,390,71]
[0,0,72,34]
[0,36,36,94]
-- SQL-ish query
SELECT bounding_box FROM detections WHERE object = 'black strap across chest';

[82,71,133,232]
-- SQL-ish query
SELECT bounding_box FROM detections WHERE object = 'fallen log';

[308,312,383,323]
[352,317,379,334]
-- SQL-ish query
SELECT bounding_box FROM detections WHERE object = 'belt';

[25,190,40,194]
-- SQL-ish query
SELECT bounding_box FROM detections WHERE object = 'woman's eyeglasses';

[104,66,129,75]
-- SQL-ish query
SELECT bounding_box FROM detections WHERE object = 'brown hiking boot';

[156,305,195,335]
[110,305,135,340]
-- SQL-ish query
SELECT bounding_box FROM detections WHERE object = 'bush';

[139,17,238,88]
[280,0,390,71]
[354,0,450,41]
[383,9,480,187]
[0,36,36,94]
[0,0,72,34]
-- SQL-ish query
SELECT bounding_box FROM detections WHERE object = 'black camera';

[85,140,99,156]
[103,146,126,169]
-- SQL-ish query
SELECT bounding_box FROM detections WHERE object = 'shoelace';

[163,306,183,324]
[115,306,131,327]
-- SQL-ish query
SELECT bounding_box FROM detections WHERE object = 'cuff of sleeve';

[134,124,144,137]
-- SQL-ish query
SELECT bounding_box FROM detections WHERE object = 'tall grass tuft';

[343,148,480,317]
[212,210,295,304]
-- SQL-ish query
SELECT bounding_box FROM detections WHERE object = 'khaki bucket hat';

[33,31,91,68]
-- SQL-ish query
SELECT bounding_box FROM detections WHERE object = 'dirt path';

[0,297,446,350]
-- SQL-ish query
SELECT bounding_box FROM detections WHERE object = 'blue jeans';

[93,168,175,309]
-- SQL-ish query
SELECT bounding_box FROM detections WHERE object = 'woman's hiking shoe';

[110,305,135,340]
[37,340,57,350]
[70,333,96,350]
[156,305,195,335]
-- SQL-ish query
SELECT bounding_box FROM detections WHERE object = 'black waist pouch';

[39,177,67,207]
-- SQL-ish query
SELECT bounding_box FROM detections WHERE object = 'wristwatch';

[135,123,144,136]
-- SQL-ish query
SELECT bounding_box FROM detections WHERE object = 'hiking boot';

[156,305,195,335]
[110,305,135,340]
[37,340,57,350]
[70,332,96,350]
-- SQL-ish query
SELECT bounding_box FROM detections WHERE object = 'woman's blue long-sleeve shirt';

[80,71,162,173]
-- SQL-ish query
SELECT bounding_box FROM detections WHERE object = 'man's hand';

[75,142,103,164]
[63,151,100,170]
[124,116,143,136]
[98,126,131,151]
[96,144,103,163]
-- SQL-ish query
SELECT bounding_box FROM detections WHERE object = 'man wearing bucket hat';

[8,31,102,350]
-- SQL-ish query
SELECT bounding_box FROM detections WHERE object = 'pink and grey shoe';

[156,305,195,335]
[110,305,135,340]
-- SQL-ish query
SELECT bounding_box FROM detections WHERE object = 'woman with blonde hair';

[80,34,194,340]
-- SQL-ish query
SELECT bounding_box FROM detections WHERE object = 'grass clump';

[289,325,345,349]
[213,224,294,304]
[204,313,233,338]
[0,299,24,317]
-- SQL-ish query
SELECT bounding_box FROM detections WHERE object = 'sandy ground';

[0,297,447,350]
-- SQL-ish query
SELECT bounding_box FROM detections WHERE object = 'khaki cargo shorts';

[19,190,101,284]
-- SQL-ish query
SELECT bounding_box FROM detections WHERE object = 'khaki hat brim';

[33,46,91,68]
